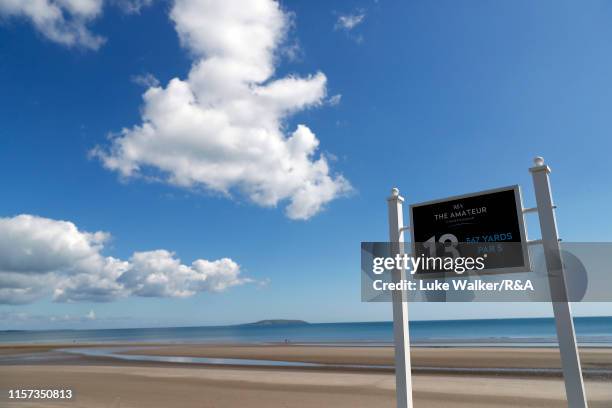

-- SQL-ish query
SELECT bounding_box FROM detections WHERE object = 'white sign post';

[387,187,413,408]
[385,157,587,408]
[529,156,588,408]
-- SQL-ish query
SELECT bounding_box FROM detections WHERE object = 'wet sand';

[1,344,611,407]
[120,344,612,371]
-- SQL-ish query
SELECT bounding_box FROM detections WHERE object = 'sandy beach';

[1,344,611,407]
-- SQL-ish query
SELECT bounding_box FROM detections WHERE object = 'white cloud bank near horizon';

[93,0,351,220]
[0,214,250,305]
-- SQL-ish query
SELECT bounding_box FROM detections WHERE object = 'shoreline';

[2,343,611,375]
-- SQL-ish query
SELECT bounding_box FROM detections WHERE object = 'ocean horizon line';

[2,315,612,334]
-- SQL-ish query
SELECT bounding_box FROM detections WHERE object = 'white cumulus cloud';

[328,94,342,106]
[93,0,351,220]
[0,214,250,304]
[0,0,105,49]
[0,0,154,49]
[117,250,246,297]
[112,0,152,14]
[131,72,160,88]
[335,11,365,31]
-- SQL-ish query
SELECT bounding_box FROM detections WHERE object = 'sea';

[1,316,611,347]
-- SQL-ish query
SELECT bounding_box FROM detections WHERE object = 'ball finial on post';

[534,156,545,167]
[388,187,404,203]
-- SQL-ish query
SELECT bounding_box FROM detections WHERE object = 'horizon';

[3,314,612,333]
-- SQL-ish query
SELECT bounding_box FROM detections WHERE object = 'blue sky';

[1,0,612,329]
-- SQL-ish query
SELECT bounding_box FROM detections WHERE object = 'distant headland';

[239,319,309,327]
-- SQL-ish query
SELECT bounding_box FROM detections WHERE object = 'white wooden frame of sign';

[386,157,588,408]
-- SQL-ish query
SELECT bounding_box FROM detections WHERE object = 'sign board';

[409,185,530,276]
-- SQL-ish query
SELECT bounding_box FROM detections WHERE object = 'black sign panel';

[409,185,530,276]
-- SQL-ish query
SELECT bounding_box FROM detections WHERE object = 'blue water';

[1,317,610,347]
